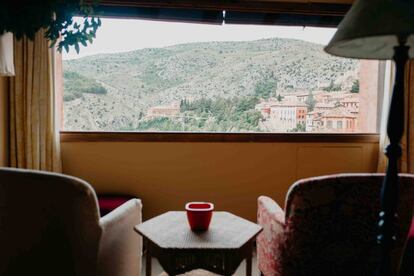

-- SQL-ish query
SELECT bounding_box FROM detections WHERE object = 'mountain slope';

[63,37,359,131]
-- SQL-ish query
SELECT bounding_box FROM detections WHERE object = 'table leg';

[224,252,233,276]
[146,249,152,276]
[246,244,252,276]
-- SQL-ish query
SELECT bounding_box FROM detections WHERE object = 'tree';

[291,123,306,132]
[254,80,277,99]
[277,94,283,102]
[351,80,360,93]
[235,97,259,112]
[323,80,342,92]
[0,2,102,53]
[305,91,316,111]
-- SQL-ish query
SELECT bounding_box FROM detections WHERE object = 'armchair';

[257,174,414,276]
[0,167,142,276]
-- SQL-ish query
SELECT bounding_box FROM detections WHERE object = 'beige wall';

[62,140,378,221]
[0,77,8,167]
[359,60,380,133]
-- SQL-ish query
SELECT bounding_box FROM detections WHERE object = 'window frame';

[60,131,379,143]
[58,1,382,143]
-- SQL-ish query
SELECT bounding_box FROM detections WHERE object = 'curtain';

[377,61,414,174]
[0,32,15,76]
[401,61,414,173]
[9,29,61,172]
[377,61,394,172]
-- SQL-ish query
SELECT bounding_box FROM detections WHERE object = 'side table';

[135,211,262,276]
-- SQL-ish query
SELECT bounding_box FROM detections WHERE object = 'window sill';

[60,131,380,143]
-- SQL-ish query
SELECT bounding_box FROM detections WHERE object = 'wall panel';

[61,140,378,221]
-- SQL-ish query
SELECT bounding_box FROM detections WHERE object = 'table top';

[135,211,262,249]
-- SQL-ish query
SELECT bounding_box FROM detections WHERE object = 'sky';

[63,17,337,60]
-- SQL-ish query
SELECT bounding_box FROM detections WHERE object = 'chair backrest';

[281,173,414,276]
[0,168,102,276]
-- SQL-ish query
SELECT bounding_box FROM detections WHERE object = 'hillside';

[63,37,359,131]
[63,71,108,101]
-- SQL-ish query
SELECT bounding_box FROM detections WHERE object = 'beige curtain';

[9,29,62,172]
[0,32,15,76]
[378,61,414,174]
[377,61,393,172]
[401,61,414,173]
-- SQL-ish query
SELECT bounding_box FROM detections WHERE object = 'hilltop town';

[145,88,360,133]
[256,90,359,132]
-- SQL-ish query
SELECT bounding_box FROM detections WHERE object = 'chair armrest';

[258,196,285,228]
[257,196,285,276]
[98,199,142,276]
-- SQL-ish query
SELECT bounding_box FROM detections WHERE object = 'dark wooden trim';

[95,0,352,16]
[94,6,224,24]
[224,11,342,27]
[60,131,379,143]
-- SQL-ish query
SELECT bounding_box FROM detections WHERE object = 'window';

[327,120,333,129]
[61,17,383,134]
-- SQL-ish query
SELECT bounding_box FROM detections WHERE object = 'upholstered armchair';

[0,168,142,276]
[257,174,414,276]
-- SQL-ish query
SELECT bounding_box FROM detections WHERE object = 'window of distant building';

[327,120,333,129]
[60,17,384,134]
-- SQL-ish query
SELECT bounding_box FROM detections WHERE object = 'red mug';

[185,202,214,231]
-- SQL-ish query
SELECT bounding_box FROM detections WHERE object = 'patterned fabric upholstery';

[257,173,414,276]
[400,219,414,275]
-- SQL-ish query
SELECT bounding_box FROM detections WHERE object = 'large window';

[62,17,382,133]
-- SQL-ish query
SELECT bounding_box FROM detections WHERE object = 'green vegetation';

[323,80,342,92]
[291,123,306,132]
[137,96,263,132]
[137,117,184,131]
[305,91,316,111]
[276,94,283,102]
[141,65,181,89]
[351,80,360,93]
[254,79,277,99]
[63,71,107,101]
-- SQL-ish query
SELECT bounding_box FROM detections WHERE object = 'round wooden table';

[135,211,262,276]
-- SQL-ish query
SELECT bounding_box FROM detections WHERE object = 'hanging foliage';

[0,1,101,53]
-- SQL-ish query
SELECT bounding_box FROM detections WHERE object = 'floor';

[142,252,261,276]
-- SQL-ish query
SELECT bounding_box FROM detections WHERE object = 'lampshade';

[0,32,15,76]
[325,0,414,59]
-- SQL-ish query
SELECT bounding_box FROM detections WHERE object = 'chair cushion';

[98,194,135,216]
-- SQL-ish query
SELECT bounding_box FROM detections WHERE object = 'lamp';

[325,0,414,275]
[0,32,15,76]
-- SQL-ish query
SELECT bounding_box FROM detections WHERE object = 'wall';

[359,60,380,133]
[0,77,8,167]
[61,140,378,221]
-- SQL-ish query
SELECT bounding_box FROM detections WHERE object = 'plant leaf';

[74,43,80,54]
